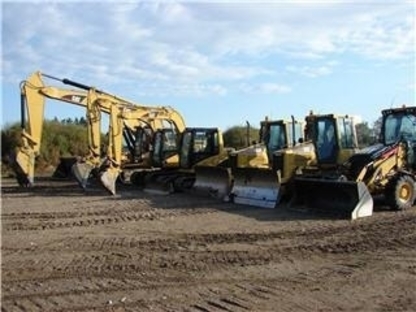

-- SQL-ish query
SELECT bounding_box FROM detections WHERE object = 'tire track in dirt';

[2,203,222,232]
[3,214,415,284]
[1,275,339,312]
[3,178,416,312]
[3,250,416,312]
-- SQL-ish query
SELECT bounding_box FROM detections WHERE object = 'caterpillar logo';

[62,94,86,103]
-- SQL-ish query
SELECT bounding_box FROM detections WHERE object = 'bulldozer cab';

[306,114,357,166]
[179,128,221,169]
[260,120,303,162]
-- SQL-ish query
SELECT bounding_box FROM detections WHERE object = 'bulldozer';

[229,112,360,209]
[13,71,186,194]
[228,117,307,208]
[291,106,416,219]
[143,127,233,200]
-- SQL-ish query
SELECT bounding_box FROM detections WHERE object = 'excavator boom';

[13,71,187,195]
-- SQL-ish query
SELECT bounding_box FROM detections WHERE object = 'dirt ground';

[1,177,416,312]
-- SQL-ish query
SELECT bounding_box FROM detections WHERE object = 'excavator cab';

[151,128,180,168]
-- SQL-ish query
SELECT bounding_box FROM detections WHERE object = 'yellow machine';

[143,127,233,200]
[229,117,307,208]
[91,102,186,194]
[291,106,416,219]
[229,113,359,209]
[13,71,185,193]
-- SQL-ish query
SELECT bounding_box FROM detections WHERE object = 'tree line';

[1,117,379,173]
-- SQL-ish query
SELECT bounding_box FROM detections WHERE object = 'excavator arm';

[14,71,187,193]
[13,71,118,186]
[97,105,187,194]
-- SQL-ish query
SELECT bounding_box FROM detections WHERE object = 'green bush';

[1,119,90,172]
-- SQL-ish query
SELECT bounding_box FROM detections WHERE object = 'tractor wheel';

[385,175,416,211]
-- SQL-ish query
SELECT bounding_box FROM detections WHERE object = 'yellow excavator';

[291,106,416,219]
[89,100,186,194]
[228,117,307,208]
[13,71,186,194]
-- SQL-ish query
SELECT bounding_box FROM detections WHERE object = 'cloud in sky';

[1,0,415,129]
[3,1,414,87]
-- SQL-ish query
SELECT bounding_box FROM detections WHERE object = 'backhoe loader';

[229,117,307,208]
[291,106,416,219]
[13,71,186,194]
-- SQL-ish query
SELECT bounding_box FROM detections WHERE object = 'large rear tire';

[385,175,416,211]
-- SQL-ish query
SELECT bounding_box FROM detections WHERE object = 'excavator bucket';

[290,178,373,220]
[231,167,281,208]
[52,157,78,178]
[99,167,119,195]
[192,166,232,200]
[12,151,35,187]
[71,162,95,190]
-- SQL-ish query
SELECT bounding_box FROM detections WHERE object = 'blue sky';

[2,0,415,132]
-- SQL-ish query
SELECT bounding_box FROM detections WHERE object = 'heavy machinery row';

[12,71,416,220]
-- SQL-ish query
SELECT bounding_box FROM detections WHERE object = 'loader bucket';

[52,157,78,178]
[99,168,119,195]
[290,178,373,220]
[231,167,281,208]
[193,166,232,200]
[12,151,34,187]
[71,162,94,190]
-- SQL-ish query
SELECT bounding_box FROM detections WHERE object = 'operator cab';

[260,120,303,161]
[381,106,416,168]
[180,128,221,169]
[151,129,179,167]
[306,114,357,165]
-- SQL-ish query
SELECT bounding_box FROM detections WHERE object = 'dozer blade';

[231,167,281,208]
[193,166,232,200]
[99,168,119,195]
[71,162,94,190]
[290,178,374,220]
[52,157,78,178]
[12,151,35,187]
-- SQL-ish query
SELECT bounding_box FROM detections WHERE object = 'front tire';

[385,175,416,211]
